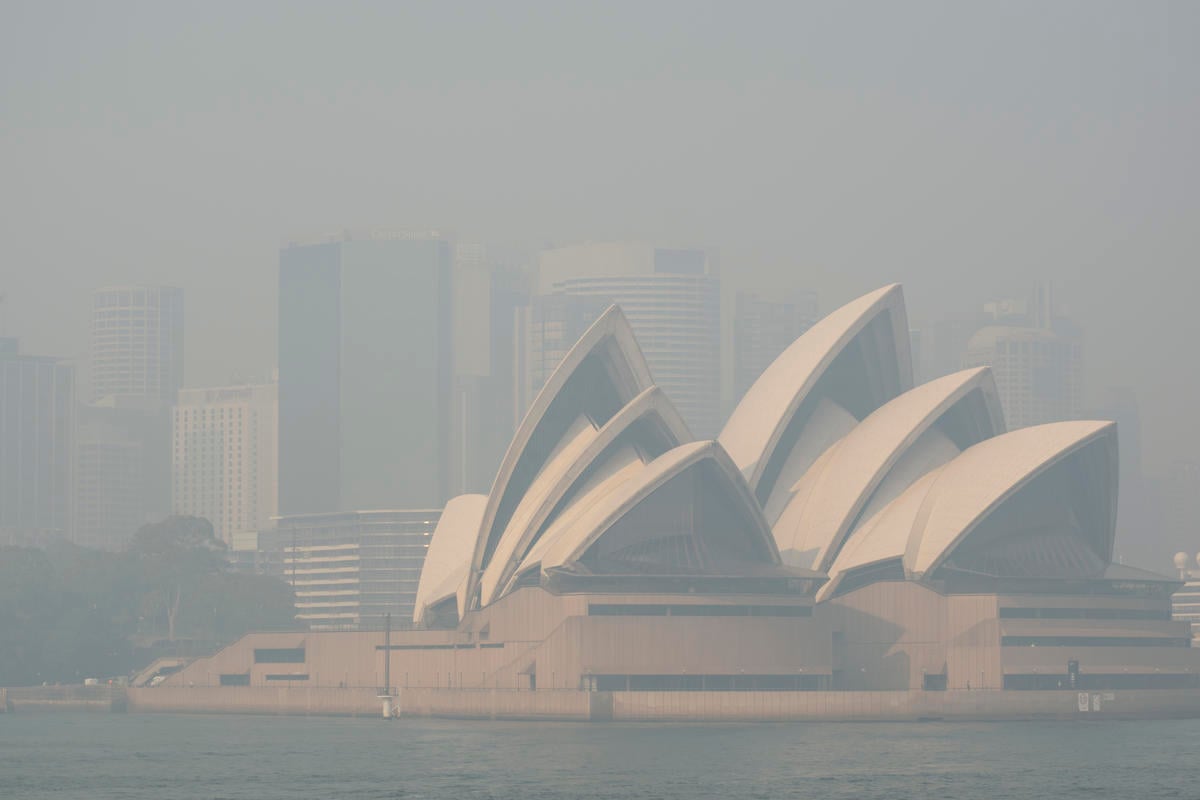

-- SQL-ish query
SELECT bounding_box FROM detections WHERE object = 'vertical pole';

[384,613,392,695]
[381,613,394,719]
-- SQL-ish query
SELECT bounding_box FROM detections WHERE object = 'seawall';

[118,686,1200,721]
[127,686,382,716]
[4,686,127,713]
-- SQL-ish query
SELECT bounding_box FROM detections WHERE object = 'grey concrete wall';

[5,686,124,712]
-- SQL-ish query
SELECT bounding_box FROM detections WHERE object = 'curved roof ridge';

[478,386,692,606]
[815,468,944,602]
[462,305,654,612]
[775,367,1004,573]
[538,440,782,574]
[903,420,1118,578]
[507,442,649,592]
[719,284,912,495]
[412,493,488,625]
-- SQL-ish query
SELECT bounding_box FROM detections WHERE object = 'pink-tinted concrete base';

[118,686,1200,721]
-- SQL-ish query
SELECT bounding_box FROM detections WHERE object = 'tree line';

[0,516,298,687]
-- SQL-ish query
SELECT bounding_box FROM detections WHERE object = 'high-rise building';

[732,290,819,403]
[260,510,440,630]
[955,283,1083,430]
[78,285,182,547]
[927,310,991,380]
[90,286,184,404]
[0,338,75,545]
[1159,460,1200,566]
[536,242,721,437]
[172,382,278,546]
[963,326,1081,429]
[449,253,531,495]
[74,398,157,549]
[1092,386,1156,565]
[278,232,454,514]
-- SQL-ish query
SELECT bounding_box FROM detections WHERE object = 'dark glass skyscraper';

[0,338,75,544]
[278,233,454,514]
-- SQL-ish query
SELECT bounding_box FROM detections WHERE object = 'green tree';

[0,516,299,686]
[130,516,227,641]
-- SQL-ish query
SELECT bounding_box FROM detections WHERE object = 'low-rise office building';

[260,510,439,630]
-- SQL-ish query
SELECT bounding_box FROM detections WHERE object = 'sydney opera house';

[158,285,1200,719]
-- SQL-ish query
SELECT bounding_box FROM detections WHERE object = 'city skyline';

[4,2,1197,480]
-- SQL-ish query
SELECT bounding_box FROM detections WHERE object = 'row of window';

[1001,636,1191,648]
[586,674,826,692]
[998,607,1171,621]
[1003,673,1200,690]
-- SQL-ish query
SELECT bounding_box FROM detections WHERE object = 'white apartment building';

[172,382,277,545]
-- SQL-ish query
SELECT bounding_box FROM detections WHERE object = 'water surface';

[2,712,1196,799]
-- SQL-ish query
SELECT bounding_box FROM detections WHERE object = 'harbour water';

[2,712,1198,799]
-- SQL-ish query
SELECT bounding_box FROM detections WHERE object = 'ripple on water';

[1,714,1198,800]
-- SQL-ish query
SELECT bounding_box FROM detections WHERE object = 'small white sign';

[1078,692,1090,712]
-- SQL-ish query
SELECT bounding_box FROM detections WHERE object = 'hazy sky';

[2,1,1197,473]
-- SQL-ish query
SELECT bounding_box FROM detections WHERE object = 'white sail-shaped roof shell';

[818,420,1118,600]
[507,441,649,593]
[774,367,1004,572]
[815,469,943,602]
[904,420,1118,578]
[463,306,654,612]
[478,386,692,606]
[719,284,912,522]
[412,493,487,625]
[533,440,783,576]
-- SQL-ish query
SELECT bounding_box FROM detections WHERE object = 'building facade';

[537,243,721,437]
[0,338,75,545]
[450,257,531,495]
[90,285,184,404]
[261,510,440,630]
[74,398,163,549]
[79,285,182,547]
[278,232,454,515]
[172,382,278,546]
[732,290,819,404]
[963,326,1082,429]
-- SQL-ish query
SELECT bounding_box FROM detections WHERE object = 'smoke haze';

[3,0,1198,476]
